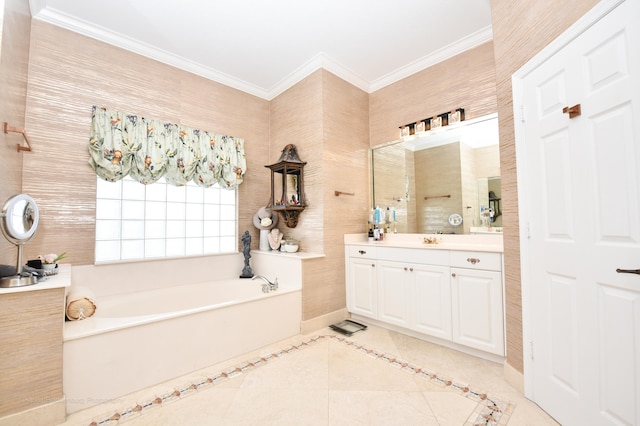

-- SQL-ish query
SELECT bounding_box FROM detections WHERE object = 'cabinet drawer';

[377,247,449,266]
[348,245,377,259]
[450,251,502,271]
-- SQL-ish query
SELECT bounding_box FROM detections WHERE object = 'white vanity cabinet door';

[450,267,504,356]
[347,257,378,319]
[413,264,452,340]
[377,260,412,328]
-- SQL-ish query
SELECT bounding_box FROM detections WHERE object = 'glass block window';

[95,176,237,262]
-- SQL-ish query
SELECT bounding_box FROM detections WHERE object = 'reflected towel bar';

[4,122,32,152]
[424,194,451,200]
[335,191,354,196]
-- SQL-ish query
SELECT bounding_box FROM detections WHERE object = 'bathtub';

[63,276,302,414]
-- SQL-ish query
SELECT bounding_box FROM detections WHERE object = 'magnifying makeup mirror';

[0,194,40,288]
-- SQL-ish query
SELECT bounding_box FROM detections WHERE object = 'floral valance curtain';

[88,106,246,189]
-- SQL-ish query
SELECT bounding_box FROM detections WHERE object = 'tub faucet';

[252,275,278,292]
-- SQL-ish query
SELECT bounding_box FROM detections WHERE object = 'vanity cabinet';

[376,260,453,337]
[377,260,412,328]
[413,264,452,340]
[345,242,505,358]
[450,251,504,355]
[375,247,451,335]
[346,246,378,318]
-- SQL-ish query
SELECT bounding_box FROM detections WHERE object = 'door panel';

[377,260,411,327]
[592,102,639,241]
[547,274,578,393]
[414,264,451,340]
[451,268,504,355]
[348,258,377,318]
[541,128,574,239]
[597,284,640,424]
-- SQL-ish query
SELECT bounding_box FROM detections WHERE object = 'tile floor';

[59,325,559,425]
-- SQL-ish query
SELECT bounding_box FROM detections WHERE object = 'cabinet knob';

[451,272,456,277]
[410,268,414,272]
[467,258,480,265]
[358,250,366,255]
[404,267,408,271]
[371,263,375,267]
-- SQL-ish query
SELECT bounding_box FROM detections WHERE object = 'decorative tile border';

[86,334,513,426]
[332,335,513,426]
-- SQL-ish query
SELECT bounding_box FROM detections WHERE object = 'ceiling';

[28,0,493,100]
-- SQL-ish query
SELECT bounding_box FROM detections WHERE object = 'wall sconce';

[265,144,307,228]
[399,108,465,140]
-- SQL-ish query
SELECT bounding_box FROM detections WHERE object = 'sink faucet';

[252,275,278,292]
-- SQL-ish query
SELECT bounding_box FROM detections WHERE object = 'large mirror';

[372,114,501,234]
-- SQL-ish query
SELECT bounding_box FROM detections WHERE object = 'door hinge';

[530,340,534,360]
[520,105,525,123]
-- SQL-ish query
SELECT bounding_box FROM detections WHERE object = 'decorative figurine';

[239,230,253,278]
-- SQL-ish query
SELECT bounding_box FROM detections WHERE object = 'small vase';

[259,229,270,251]
[42,263,57,275]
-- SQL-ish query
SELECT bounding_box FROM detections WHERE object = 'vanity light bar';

[399,108,465,139]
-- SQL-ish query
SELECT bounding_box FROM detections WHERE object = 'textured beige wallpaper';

[459,143,477,234]
[269,71,325,253]
[490,0,600,373]
[22,21,270,265]
[415,143,462,234]
[371,144,416,233]
[0,288,64,417]
[370,42,498,148]
[0,0,30,265]
[317,71,370,319]
[270,70,369,320]
[474,145,500,179]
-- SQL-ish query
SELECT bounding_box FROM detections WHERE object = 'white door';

[517,1,640,424]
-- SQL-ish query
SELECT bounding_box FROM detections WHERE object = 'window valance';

[88,106,246,189]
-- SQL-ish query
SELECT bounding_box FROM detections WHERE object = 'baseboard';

[300,308,349,334]
[503,361,524,394]
[0,398,66,426]
[350,314,506,364]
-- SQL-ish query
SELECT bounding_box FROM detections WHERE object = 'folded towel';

[0,264,16,278]
[66,286,97,321]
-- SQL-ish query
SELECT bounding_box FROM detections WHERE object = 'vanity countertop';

[344,233,503,253]
[0,264,71,294]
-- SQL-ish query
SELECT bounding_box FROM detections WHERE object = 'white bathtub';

[63,276,302,414]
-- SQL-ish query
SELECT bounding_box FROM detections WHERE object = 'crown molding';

[31,7,272,99]
[368,25,494,92]
[266,52,370,99]
[28,0,47,16]
[31,6,492,100]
